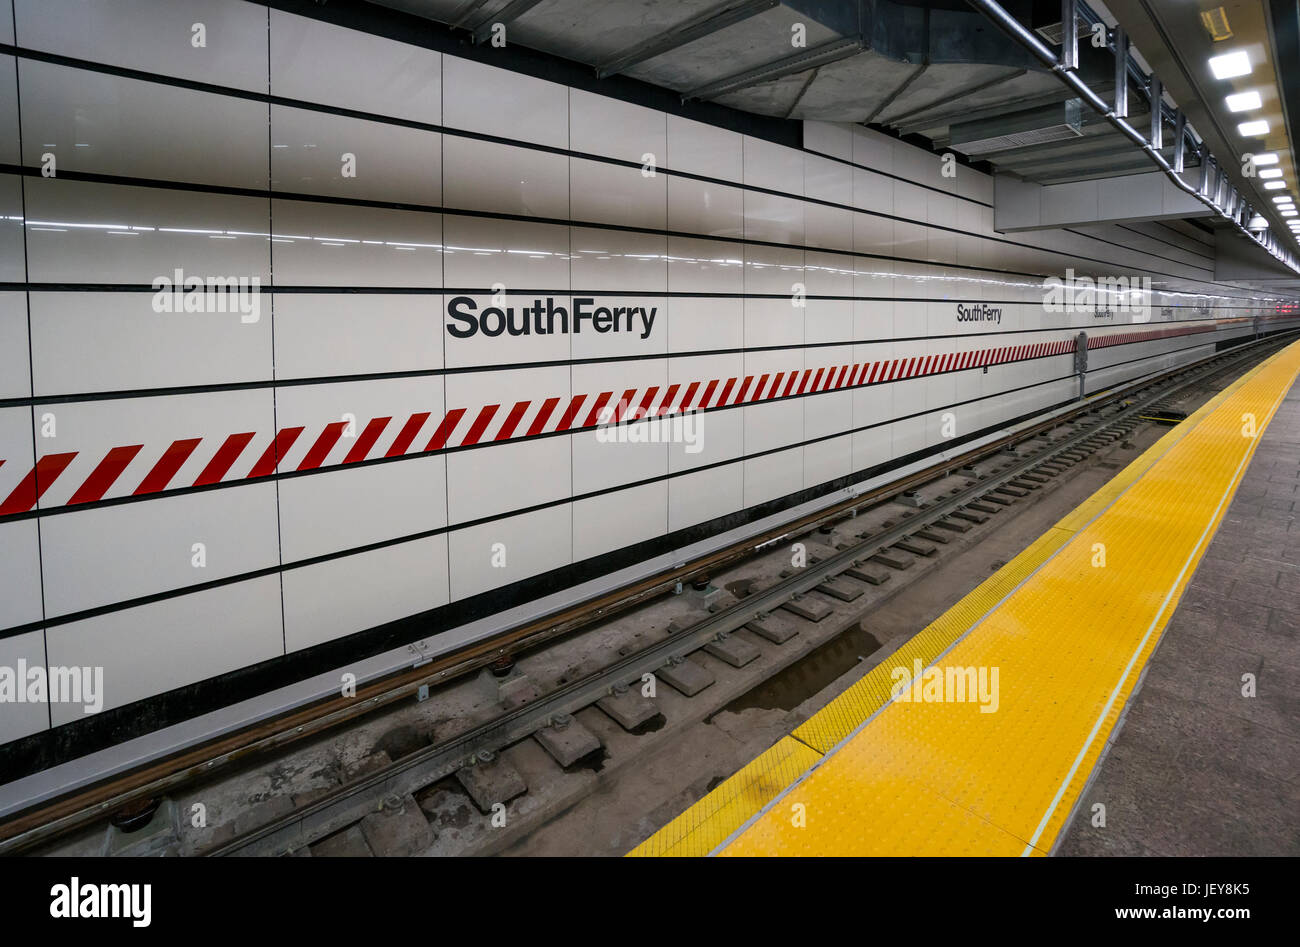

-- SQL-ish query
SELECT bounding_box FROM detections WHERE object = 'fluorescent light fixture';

[1226,90,1262,111]
[1254,152,1280,165]
[1273,195,1293,203]
[1260,168,1284,178]
[1209,50,1251,78]
[1283,209,1298,217]
[1238,119,1270,136]
[1265,180,1287,189]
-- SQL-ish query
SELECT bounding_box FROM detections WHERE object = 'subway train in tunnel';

[1,0,1298,811]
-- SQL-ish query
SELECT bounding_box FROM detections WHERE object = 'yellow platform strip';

[629,342,1300,857]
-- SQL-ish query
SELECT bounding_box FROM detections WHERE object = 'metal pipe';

[1149,76,1162,150]
[964,0,1299,273]
[1113,27,1128,118]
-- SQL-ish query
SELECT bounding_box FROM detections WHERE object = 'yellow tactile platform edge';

[629,342,1300,857]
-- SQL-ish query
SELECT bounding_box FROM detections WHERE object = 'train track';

[2,333,1293,856]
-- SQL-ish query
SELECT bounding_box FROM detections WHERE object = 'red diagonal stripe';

[734,375,754,403]
[0,453,78,515]
[782,372,798,397]
[678,382,700,413]
[556,396,587,431]
[653,385,679,417]
[765,374,782,400]
[68,445,143,504]
[527,397,561,435]
[385,412,430,458]
[582,392,614,428]
[699,379,719,408]
[193,432,256,486]
[249,428,304,478]
[461,405,500,446]
[296,422,348,472]
[424,409,467,451]
[343,417,391,464]
[609,388,639,424]
[494,401,531,441]
[716,377,737,406]
[635,387,660,420]
[134,439,201,494]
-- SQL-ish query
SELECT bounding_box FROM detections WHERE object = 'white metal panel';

[0,518,42,630]
[14,0,270,93]
[569,88,665,166]
[570,226,667,293]
[666,114,742,182]
[443,215,569,290]
[666,295,742,354]
[572,479,667,561]
[271,10,441,123]
[282,535,449,654]
[742,190,804,244]
[744,296,802,349]
[278,455,447,563]
[29,291,271,396]
[743,442,802,507]
[743,135,803,195]
[273,292,443,380]
[0,630,49,743]
[667,236,743,296]
[23,178,271,285]
[441,55,567,149]
[667,176,743,238]
[271,105,441,206]
[40,482,280,618]
[44,574,283,724]
[20,61,269,189]
[0,292,29,399]
[668,461,743,533]
[270,199,441,288]
[804,432,852,487]
[0,176,23,281]
[447,503,571,600]
[569,158,666,231]
[442,136,568,219]
[0,56,17,166]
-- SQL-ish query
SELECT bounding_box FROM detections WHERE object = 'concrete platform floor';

[1059,381,1300,856]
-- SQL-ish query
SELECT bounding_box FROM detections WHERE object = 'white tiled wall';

[0,0,1295,748]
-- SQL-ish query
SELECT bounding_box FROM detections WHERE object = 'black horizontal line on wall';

[0,281,1265,306]
[0,314,1267,408]
[1063,227,1214,272]
[1113,223,1215,262]
[0,152,1229,292]
[0,330,1259,641]
[1154,220,1215,251]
